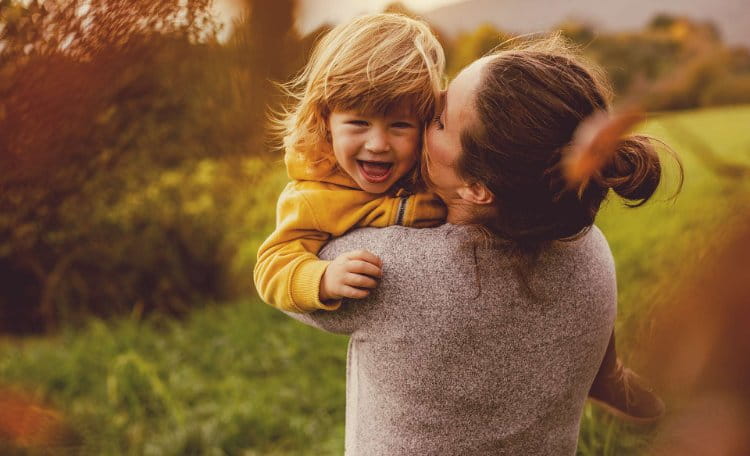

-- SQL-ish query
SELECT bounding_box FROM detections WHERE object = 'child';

[253,13,446,313]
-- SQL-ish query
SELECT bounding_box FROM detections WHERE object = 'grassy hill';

[1,105,749,455]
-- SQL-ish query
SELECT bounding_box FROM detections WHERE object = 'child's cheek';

[396,136,419,165]
[405,130,421,158]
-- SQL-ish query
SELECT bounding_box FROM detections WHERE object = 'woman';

[284,38,677,455]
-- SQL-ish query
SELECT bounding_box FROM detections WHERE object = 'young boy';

[254,13,446,313]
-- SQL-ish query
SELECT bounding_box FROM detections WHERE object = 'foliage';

[700,72,750,107]
[446,23,513,77]
[0,300,349,455]
[570,15,749,111]
[446,14,750,111]
[0,0,300,332]
[0,0,217,61]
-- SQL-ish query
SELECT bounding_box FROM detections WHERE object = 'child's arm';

[254,182,387,313]
[254,182,445,313]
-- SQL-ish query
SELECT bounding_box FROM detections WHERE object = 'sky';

[212,0,464,39]
[294,0,463,33]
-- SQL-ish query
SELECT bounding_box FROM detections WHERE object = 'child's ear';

[456,182,494,205]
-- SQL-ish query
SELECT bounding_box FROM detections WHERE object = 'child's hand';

[320,250,383,302]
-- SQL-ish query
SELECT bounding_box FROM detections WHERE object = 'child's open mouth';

[357,160,393,183]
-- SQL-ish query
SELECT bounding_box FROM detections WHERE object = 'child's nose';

[365,129,390,153]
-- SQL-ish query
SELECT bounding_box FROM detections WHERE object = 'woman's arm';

[280,299,364,335]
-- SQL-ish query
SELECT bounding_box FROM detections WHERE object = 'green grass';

[577,104,750,455]
[0,303,349,455]
[2,105,749,455]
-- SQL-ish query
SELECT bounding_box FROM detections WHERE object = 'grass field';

[1,105,749,455]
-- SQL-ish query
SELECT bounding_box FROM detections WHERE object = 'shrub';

[700,73,750,107]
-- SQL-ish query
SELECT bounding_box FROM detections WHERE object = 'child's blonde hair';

[276,13,445,166]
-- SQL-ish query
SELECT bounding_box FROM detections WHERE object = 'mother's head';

[424,38,680,249]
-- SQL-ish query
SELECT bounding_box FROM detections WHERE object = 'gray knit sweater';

[283,223,617,455]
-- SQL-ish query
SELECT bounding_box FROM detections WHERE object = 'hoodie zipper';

[395,195,409,226]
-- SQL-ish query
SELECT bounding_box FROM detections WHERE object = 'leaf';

[562,107,646,192]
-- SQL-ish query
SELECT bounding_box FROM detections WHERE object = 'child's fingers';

[339,285,370,300]
[345,250,382,267]
[345,259,382,278]
[344,272,378,289]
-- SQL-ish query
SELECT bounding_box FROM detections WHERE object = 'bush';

[700,73,750,107]
[0,0,299,333]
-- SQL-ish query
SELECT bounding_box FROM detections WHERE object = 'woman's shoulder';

[531,225,617,303]
[320,223,614,276]
[551,225,614,269]
[466,224,616,294]
[319,224,463,262]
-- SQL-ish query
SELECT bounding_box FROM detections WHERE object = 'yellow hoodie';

[254,149,446,313]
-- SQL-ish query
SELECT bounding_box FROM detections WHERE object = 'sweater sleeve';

[254,181,406,313]
[280,302,362,335]
[277,225,418,336]
[253,183,336,313]
[254,181,446,313]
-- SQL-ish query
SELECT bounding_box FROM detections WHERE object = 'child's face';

[328,103,420,194]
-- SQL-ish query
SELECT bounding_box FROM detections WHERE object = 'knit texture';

[283,223,617,455]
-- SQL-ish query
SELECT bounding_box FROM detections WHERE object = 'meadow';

[1,105,749,455]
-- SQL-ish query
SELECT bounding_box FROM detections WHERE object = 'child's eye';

[347,120,369,127]
[391,121,414,129]
[432,114,444,130]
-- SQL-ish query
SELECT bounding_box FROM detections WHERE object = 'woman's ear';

[456,182,494,205]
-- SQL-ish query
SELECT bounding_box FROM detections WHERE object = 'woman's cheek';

[425,127,448,161]
[426,138,447,168]
[426,156,445,188]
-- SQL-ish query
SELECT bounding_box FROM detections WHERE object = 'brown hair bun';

[601,135,661,207]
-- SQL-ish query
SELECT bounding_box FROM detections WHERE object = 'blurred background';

[0,0,748,454]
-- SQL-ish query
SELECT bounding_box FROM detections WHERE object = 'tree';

[0,0,310,333]
[446,23,512,77]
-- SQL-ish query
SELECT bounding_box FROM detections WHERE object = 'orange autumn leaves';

[644,215,750,455]
[561,107,646,195]
[0,388,80,451]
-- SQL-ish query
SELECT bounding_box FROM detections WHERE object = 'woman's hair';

[457,35,682,250]
[274,13,445,166]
